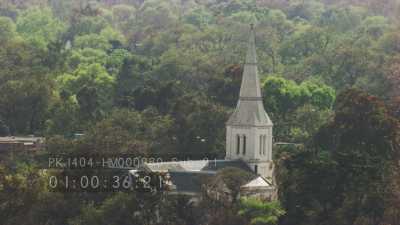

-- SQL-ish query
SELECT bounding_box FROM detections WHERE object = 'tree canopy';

[1,0,400,225]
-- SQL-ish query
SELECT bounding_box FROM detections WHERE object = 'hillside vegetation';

[0,0,400,225]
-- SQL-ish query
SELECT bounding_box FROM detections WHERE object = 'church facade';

[130,25,276,200]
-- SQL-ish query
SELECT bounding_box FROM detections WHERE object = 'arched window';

[259,135,262,155]
[236,135,240,155]
[254,165,258,174]
[243,135,246,155]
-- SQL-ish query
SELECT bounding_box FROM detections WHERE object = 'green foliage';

[359,16,389,40]
[16,7,66,49]
[67,108,175,154]
[0,38,53,134]
[58,63,115,118]
[276,147,340,225]
[111,4,136,31]
[68,15,108,37]
[73,27,125,51]
[1,1,400,225]
[45,94,79,135]
[378,31,400,54]
[70,193,144,225]
[319,6,367,32]
[262,76,335,141]
[278,89,400,225]
[280,26,328,64]
[0,162,49,224]
[321,89,400,224]
[209,167,256,203]
[0,16,16,42]
[239,198,285,225]
[286,0,324,21]
[289,104,333,142]
[184,8,215,27]
[74,33,111,51]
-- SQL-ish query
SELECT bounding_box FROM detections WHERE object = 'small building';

[0,136,44,153]
[241,176,276,200]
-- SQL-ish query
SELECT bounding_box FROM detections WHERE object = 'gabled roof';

[242,176,272,188]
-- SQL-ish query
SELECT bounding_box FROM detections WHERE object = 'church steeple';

[238,23,262,99]
[225,24,274,179]
[244,24,257,65]
[227,24,272,126]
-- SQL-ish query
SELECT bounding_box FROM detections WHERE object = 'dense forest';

[0,0,400,225]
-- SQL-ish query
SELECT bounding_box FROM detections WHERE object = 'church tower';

[226,24,274,179]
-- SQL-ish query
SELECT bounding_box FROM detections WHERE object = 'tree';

[262,76,335,141]
[390,96,400,119]
[359,16,389,40]
[206,167,255,204]
[66,14,108,39]
[183,8,214,27]
[70,193,145,225]
[239,198,285,225]
[16,7,66,50]
[287,0,324,21]
[0,16,16,42]
[289,104,333,143]
[66,108,175,154]
[207,64,242,106]
[385,56,400,99]
[0,163,48,224]
[0,78,52,135]
[378,31,400,54]
[73,26,126,51]
[114,54,151,108]
[0,117,10,135]
[276,146,340,225]
[315,89,400,224]
[111,4,136,33]
[74,33,111,51]
[58,63,115,119]
[319,6,366,32]
[280,26,329,65]
[277,89,400,225]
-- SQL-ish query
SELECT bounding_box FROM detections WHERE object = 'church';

[130,24,277,200]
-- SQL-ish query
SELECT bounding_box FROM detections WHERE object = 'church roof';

[242,176,272,188]
[138,159,253,194]
[168,171,213,193]
[145,159,253,173]
[227,24,272,127]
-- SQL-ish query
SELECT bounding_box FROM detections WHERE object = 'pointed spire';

[245,23,257,65]
[239,24,262,99]
[226,24,273,126]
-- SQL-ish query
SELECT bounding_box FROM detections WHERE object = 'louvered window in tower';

[236,135,240,155]
[243,135,246,155]
[262,135,266,155]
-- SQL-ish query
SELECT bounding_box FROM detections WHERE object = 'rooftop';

[145,159,253,173]
[0,136,44,144]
